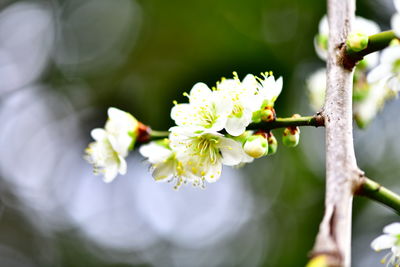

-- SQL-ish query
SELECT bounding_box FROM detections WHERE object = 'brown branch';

[309,0,363,266]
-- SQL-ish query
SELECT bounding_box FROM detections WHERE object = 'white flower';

[256,72,283,107]
[371,222,400,266]
[354,79,388,128]
[105,107,139,157]
[368,46,400,94]
[307,68,326,112]
[85,129,127,182]
[315,15,380,65]
[169,126,244,183]
[85,107,138,182]
[139,140,192,189]
[216,73,261,136]
[171,82,232,134]
[392,0,400,37]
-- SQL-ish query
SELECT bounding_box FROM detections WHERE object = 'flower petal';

[202,162,222,183]
[139,142,173,164]
[103,163,119,183]
[170,103,193,126]
[384,223,400,235]
[225,111,252,136]
[91,128,107,141]
[118,156,127,175]
[218,137,244,166]
[152,160,175,181]
[371,234,397,251]
[189,82,212,104]
[392,13,400,38]
[367,65,391,83]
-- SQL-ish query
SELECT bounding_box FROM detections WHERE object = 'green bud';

[267,133,278,155]
[346,32,368,52]
[261,108,274,122]
[282,127,300,147]
[316,34,328,51]
[244,135,268,158]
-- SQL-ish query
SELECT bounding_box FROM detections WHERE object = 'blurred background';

[0,0,398,266]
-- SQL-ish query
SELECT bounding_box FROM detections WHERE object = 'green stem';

[356,177,400,215]
[248,115,325,131]
[346,30,397,61]
[146,114,324,142]
[149,130,170,138]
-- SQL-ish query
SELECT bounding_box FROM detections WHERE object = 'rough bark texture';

[310,0,362,266]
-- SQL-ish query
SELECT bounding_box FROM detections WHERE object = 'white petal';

[118,156,127,175]
[314,36,327,61]
[363,53,379,69]
[170,103,193,126]
[189,82,212,104]
[318,15,328,36]
[395,0,400,12]
[225,114,251,136]
[371,234,397,251]
[367,65,392,83]
[152,160,175,181]
[241,74,258,92]
[392,13,400,38]
[218,137,244,166]
[355,16,380,35]
[203,162,222,183]
[91,128,107,141]
[381,46,400,65]
[384,223,400,235]
[139,142,173,164]
[103,163,119,183]
[210,90,233,131]
[108,107,126,120]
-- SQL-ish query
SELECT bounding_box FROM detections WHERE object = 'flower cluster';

[139,72,285,189]
[371,222,400,266]
[84,72,302,188]
[309,14,400,128]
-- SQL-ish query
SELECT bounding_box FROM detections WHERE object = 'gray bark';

[310,0,362,266]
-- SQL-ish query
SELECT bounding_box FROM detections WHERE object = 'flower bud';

[243,135,268,158]
[282,127,300,147]
[267,132,278,155]
[261,107,276,122]
[346,32,368,52]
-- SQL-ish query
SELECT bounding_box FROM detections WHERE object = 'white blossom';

[392,0,400,37]
[371,222,400,266]
[354,79,389,127]
[255,72,283,107]
[85,107,137,182]
[216,73,261,136]
[368,45,400,94]
[171,82,232,134]
[306,68,326,112]
[85,129,128,182]
[169,126,244,183]
[139,140,191,189]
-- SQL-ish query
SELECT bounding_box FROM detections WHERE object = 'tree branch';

[145,115,325,143]
[355,177,400,215]
[309,0,362,266]
[248,114,324,131]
